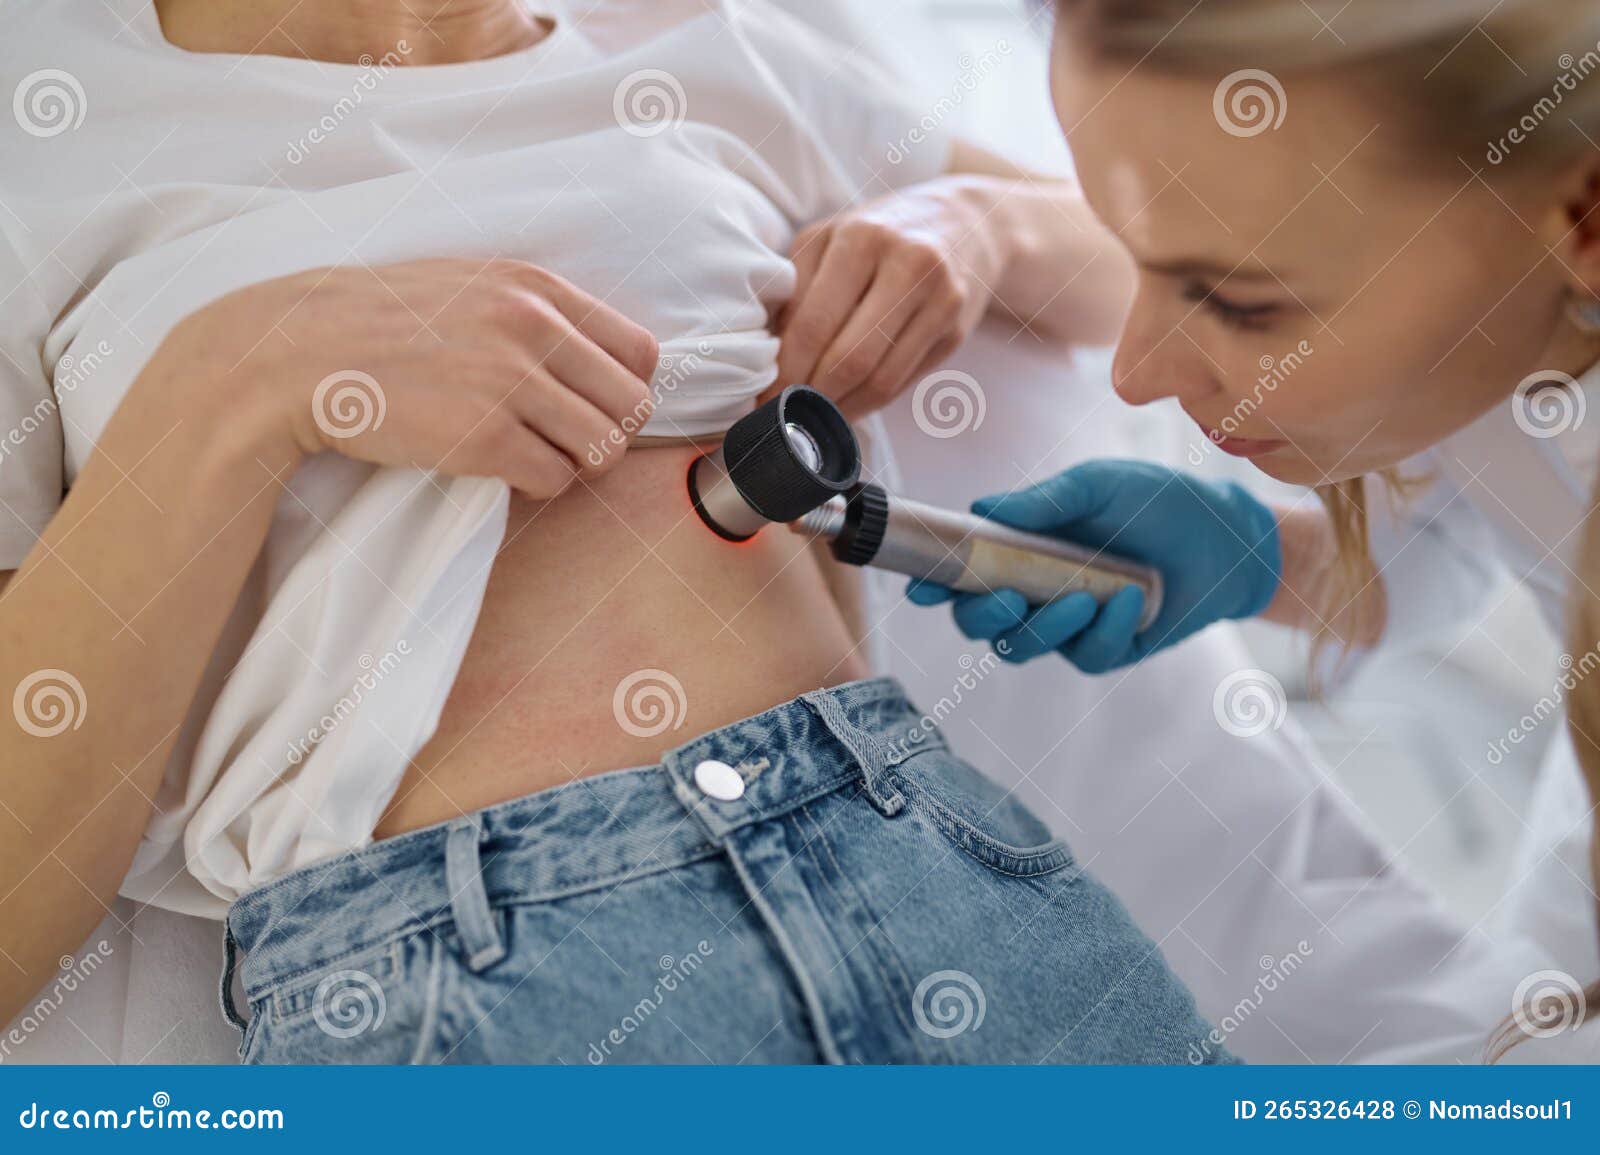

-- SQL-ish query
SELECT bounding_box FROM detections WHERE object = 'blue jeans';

[222,677,1231,1064]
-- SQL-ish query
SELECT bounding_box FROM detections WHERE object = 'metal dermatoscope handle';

[687,386,1164,628]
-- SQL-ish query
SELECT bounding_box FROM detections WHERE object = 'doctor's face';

[1050,41,1579,485]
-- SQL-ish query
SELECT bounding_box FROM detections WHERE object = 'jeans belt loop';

[444,814,507,973]
[805,690,905,817]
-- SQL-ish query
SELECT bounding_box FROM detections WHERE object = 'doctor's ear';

[1547,159,1600,325]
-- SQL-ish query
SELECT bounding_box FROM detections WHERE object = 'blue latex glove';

[906,460,1282,673]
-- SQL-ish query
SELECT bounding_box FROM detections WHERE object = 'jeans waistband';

[224,676,944,1006]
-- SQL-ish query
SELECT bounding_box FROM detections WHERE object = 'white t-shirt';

[0,0,950,915]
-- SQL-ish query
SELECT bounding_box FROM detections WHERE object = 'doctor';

[908,0,1600,982]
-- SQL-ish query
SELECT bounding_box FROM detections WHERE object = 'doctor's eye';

[1181,280,1282,333]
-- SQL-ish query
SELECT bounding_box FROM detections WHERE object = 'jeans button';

[693,759,744,801]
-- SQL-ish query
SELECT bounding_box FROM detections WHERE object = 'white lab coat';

[878,331,1559,1063]
[1364,359,1600,984]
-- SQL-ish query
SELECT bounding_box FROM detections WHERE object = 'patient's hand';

[770,180,1003,419]
[182,258,659,499]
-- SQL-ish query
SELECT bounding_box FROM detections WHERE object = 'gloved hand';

[906,459,1282,673]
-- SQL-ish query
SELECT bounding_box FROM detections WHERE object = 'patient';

[0,0,1221,1063]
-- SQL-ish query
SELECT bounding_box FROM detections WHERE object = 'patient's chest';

[44,122,797,478]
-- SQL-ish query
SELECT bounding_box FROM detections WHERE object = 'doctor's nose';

[1112,306,1220,409]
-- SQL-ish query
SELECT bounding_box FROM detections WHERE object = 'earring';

[1569,294,1600,334]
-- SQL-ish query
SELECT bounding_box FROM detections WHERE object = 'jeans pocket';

[237,1002,268,1064]
[243,932,443,1064]
[892,748,1075,878]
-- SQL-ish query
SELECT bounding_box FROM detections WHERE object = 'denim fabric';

[224,677,1232,1064]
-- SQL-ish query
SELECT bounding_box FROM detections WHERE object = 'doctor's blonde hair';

[1055,0,1600,1052]
[1052,0,1600,655]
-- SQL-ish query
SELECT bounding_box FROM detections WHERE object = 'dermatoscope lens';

[687,385,862,541]
[783,421,822,473]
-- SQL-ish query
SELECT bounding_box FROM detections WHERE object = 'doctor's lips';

[1196,421,1287,459]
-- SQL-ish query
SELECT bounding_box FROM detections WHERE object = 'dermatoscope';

[687,386,1163,628]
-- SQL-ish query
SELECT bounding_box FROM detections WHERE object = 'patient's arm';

[0,346,299,1026]
[944,139,1136,346]
[1260,502,1388,649]
[0,260,655,1024]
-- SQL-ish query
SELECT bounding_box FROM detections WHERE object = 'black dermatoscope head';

[688,385,861,541]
